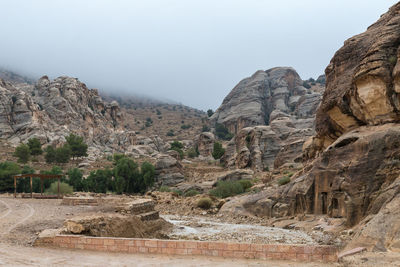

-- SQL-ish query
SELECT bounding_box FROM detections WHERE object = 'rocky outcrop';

[196,132,215,157]
[312,3,400,153]
[221,3,400,252]
[154,154,185,186]
[222,114,314,170]
[211,67,322,169]
[211,67,321,134]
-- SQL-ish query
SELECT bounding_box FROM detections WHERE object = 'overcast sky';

[0,0,398,110]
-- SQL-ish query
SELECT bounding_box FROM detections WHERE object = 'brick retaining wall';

[35,235,338,262]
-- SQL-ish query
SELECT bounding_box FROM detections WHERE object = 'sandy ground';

[0,195,337,266]
[1,195,399,266]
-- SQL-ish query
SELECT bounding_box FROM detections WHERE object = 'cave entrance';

[321,192,328,214]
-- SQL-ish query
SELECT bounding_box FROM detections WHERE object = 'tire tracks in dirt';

[0,198,35,236]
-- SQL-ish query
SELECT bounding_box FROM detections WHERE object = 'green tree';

[65,133,88,159]
[55,145,71,163]
[114,158,141,193]
[16,165,35,193]
[67,168,84,191]
[86,169,113,193]
[207,109,214,117]
[14,143,30,163]
[215,123,233,140]
[27,138,42,155]
[141,161,155,189]
[0,162,21,192]
[212,142,225,159]
[44,146,56,163]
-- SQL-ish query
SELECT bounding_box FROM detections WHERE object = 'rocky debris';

[154,154,185,186]
[196,132,215,157]
[312,2,400,154]
[115,199,156,215]
[211,67,321,135]
[63,213,171,238]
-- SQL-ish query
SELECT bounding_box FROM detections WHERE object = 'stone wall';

[35,235,338,263]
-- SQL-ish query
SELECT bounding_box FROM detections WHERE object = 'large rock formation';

[312,3,400,153]
[220,2,400,252]
[211,67,322,170]
[211,67,321,134]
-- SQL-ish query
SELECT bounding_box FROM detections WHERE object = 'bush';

[141,161,155,189]
[45,182,73,195]
[184,189,199,197]
[44,146,56,163]
[170,141,184,159]
[197,197,213,209]
[0,162,21,192]
[202,125,210,132]
[187,147,199,158]
[166,130,175,137]
[65,133,88,159]
[113,153,127,165]
[181,124,191,129]
[86,169,113,193]
[27,138,42,155]
[209,180,247,198]
[238,179,253,190]
[215,123,233,140]
[67,168,84,191]
[55,145,71,163]
[14,144,30,163]
[172,189,183,196]
[207,109,214,117]
[278,176,291,186]
[302,81,311,89]
[212,142,225,160]
[159,185,171,192]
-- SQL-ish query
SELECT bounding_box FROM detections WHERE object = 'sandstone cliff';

[210,67,322,170]
[220,2,400,252]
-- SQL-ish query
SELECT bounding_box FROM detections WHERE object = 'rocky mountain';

[221,2,400,252]
[210,67,323,170]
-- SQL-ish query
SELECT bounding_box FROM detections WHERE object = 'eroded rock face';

[222,115,314,170]
[211,67,321,135]
[314,3,400,151]
[196,132,215,157]
[155,154,185,186]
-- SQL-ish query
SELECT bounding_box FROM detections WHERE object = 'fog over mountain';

[0,0,397,110]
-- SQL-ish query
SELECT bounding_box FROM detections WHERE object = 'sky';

[0,0,398,110]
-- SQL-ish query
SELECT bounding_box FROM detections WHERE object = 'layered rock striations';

[221,3,400,251]
[211,67,322,169]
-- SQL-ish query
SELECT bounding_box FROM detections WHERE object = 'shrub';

[172,189,183,196]
[141,161,155,189]
[17,165,35,193]
[156,109,162,115]
[159,185,171,192]
[212,142,225,160]
[202,125,210,132]
[45,182,73,195]
[187,147,199,158]
[44,146,56,163]
[67,168,84,191]
[181,124,192,129]
[27,138,42,155]
[238,180,253,190]
[166,130,175,136]
[302,81,311,89]
[263,166,269,172]
[389,56,397,65]
[184,189,199,197]
[113,153,127,165]
[0,162,21,192]
[14,143,30,163]
[215,123,233,140]
[55,145,71,163]
[207,109,214,117]
[278,176,290,186]
[209,180,246,198]
[170,141,184,159]
[197,197,212,209]
[65,133,88,159]
[86,169,113,193]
